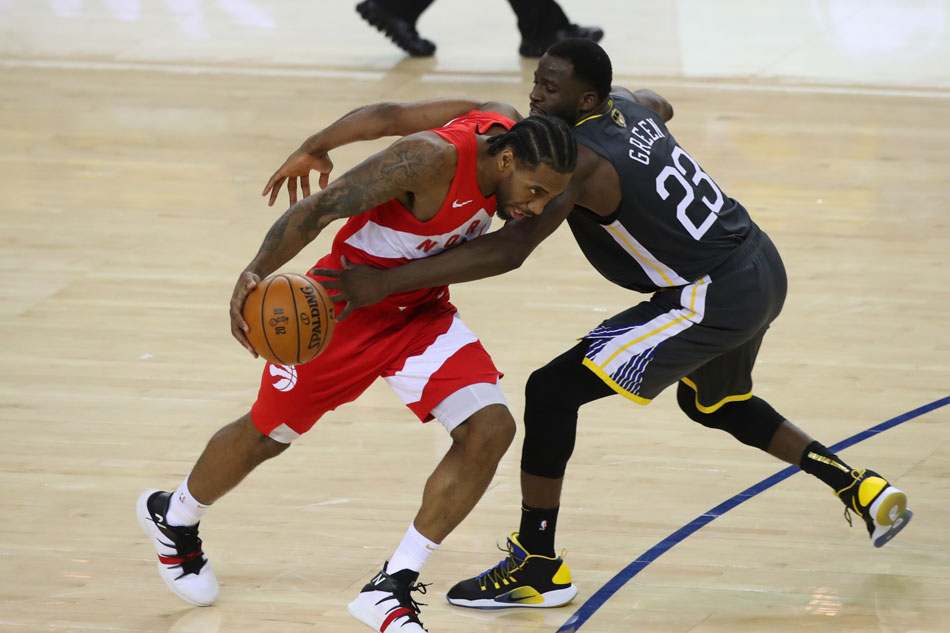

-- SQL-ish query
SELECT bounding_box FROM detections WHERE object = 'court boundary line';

[556,395,950,633]
[2,58,949,99]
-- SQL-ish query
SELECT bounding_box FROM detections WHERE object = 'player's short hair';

[546,38,613,102]
[487,115,577,174]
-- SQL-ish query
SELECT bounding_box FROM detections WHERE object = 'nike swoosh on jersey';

[452,199,472,207]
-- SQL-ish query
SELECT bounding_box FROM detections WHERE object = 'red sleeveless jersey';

[313,110,515,309]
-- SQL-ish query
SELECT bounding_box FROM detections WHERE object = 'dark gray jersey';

[568,92,755,292]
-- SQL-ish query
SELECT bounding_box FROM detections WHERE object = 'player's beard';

[495,189,513,221]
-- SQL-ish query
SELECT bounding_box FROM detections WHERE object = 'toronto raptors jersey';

[318,110,515,308]
[568,93,755,293]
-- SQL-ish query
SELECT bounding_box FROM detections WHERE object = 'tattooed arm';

[230,132,454,355]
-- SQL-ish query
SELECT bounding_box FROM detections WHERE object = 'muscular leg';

[518,341,615,554]
[442,370,595,607]
[675,384,856,492]
[412,404,516,543]
[521,470,562,508]
[138,412,288,605]
[520,404,812,504]
[767,419,814,465]
[520,340,615,495]
[186,412,289,505]
[765,420,862,497]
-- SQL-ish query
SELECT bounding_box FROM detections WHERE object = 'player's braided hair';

[486,115,577,174]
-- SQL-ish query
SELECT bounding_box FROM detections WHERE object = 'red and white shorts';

[250,300,506,443]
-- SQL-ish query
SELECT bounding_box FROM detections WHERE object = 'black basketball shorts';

[581,229,787,411]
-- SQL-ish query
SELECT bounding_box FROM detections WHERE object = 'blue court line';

[556,395,950,633]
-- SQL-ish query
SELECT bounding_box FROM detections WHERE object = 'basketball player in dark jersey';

[265,39,913,610]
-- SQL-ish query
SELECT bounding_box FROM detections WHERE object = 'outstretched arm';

[232,133,453,353]
[312,142,609,319]
[314,183,581,319]
[263,98,522,206]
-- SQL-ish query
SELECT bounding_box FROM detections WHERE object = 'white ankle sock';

[165,476,210,527]
[388,523,439,574]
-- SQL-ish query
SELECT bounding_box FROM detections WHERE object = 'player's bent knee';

[451,404,515,461]
[522,365,585,479]
[524,346,599,413]
[236,413,291,459]
[676,382,785,450]
[432,381,510,435]
[255,429,291,458]
[522,343,610,478]
[525,362,567,405]
[676,382,709,424]
[471,404,517,439]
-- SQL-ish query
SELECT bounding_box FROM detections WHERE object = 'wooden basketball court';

[1,1,948,632]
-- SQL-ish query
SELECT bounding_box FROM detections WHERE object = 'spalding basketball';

[242,273,335,365]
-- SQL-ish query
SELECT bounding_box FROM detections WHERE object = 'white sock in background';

[164,476,210,527]
[388,522,439,574]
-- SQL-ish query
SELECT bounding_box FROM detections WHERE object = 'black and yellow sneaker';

[836,469,913,548]
[446,533,577,609]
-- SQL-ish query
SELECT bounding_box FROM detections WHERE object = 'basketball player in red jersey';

[136,107,576,632]
[266,39,913,612]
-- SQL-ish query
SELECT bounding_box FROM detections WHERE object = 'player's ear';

[497,147,515,172]
[577,90,599,115]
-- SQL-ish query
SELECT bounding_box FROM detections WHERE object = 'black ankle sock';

[518,504,558,557]
[798,440,856,492]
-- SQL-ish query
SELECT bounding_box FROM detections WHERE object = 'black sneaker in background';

[519,24,604,57]
[356,1,436,57]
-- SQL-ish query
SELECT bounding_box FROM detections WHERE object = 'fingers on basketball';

[241,272,336,365]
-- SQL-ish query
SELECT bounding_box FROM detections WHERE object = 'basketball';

[242,272,336,366]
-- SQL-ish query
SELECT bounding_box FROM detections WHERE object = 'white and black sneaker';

[136,489,219,606]
[348,562,429,632]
